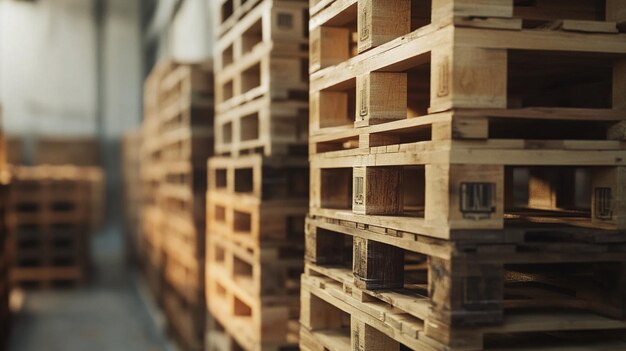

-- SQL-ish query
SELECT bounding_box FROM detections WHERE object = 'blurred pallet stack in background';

[8,166,103,288]
[2,135,106,235]
[5,136,101,168]
[205,0,309,350]
[301,1,626,350]
[139,61,214,351]
[32,137,101,167]
[159,62,213,351]
[139,61,172,307]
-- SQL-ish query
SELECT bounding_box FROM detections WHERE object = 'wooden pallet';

[216,50,308,114]
[7,166,99,288]
[215,0,309,157]
[310,147,625,240]
[10,222,89,288]
[159,164,209,219]
[206,239,301,351]
[12,223,88,255]
[303,214,626,349]
[216,0,308,74]
[301,272,626,351]
[310,37,626,135]
[9,206,90,230]
[217,0,264,38]
[309,6,626,133]
[215,97,308,156]
[159,127,213,164]
[311,108,626,155]
[206,315,299,351]
[208,232,303,301]
[310,0,626,76]
[208,154,308,202]
[207,155,308,247]
[157,63,214,166]
[158,63,213,119]
[8,179,90,220]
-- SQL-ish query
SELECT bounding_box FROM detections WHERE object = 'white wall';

[0,0,142,137]
[149,0,214,64]
[0,0,98,136]
[170,0,212,62]
[102,0,142,137]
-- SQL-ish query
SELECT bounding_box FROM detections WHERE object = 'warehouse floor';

[8,226,167,351]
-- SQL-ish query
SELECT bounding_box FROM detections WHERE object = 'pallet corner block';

[352,166,403,215]
[425,163,504,230]
[357,0,411,54]
[355,72,407,128]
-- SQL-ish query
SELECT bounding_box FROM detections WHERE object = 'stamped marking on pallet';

[437,56,450,98]
[594,187,613,220]
[278,12,294,29]
[353,176,364,206]
[359,4,369,42]
[460,182,496,220]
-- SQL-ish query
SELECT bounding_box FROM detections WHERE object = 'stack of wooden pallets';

[8,166,103,288]
[139,60,214,351]
[158,62,213,351]
[140,61,175,306]
[302,1,626,350]
[206,1,309,350]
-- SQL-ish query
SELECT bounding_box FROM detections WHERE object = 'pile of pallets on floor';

[8,166,103,288]
[139,60,214,351]
[206,1,309,350]
[301,1,626,350]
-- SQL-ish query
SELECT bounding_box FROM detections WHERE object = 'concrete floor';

[8,227,167,351]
